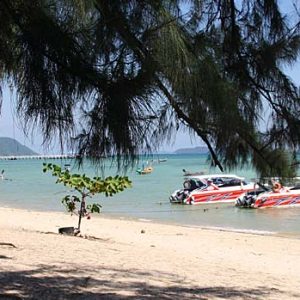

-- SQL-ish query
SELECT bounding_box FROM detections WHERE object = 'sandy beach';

[0,207,300,299]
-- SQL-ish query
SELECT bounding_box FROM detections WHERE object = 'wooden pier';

[0,154,75,160]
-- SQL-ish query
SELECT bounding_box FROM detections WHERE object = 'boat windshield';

[183,179,205,190]
[218,179,247,187]
[183,176,247,191]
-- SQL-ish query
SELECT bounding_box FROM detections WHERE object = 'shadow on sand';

[0,265,292,299]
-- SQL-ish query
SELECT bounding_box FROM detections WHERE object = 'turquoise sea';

[1,154,300,237]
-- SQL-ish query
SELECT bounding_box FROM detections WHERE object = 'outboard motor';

[170,179,203,204]
[236,193,257,208]
[236,184,268,208]
[169,189,190,203]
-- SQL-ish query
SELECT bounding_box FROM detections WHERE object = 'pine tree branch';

[95,0,225,171]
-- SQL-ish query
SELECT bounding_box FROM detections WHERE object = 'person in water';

[0,170,4,180]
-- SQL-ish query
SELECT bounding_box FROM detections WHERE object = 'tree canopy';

[1,0,300,176]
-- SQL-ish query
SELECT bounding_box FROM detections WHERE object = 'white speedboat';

[236,182,300,208]
[170,174,255,205]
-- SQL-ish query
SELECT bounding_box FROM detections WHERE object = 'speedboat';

[170,174,255,205]
[236,182,300,208]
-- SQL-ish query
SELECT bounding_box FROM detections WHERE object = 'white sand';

[0,207,300,299]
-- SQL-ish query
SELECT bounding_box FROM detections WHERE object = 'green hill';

[0,137,38,156]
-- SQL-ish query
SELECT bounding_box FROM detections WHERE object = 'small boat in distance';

[236,181,300,208]
[158,158,167,163]
[182,169,205,176]
[170,174,255,205]
[136,166,153,175]
[149,158,167,164]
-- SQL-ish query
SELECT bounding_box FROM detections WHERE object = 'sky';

[1,1,300,154]
[0,86,205,154]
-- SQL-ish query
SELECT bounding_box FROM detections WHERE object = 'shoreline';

[1,206,300,299]
[3,203,300,239]
[0,204,279,237]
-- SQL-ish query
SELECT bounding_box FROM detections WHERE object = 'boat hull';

[136,166,153,175]
[170,174,256,205]
[170,185,254,205]
[254,193,300,208]
[236,188,300,208]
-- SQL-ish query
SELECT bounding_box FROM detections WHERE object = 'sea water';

[0,154,300,237]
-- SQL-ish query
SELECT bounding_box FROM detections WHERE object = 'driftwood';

[0,242,17,248]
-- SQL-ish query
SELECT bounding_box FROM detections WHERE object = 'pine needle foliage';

[1,0,300,177]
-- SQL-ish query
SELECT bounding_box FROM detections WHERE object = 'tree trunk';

[77,197,86,231]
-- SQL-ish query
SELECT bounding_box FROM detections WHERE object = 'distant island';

[0,137,38,156]
[173,146,208,154]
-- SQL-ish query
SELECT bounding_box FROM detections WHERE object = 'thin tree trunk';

[77,197,86,231]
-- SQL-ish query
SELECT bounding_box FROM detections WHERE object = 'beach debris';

[58,226,75,235]
[77,234,110,242]
[141,229,145,234]
[0,242,17,248]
